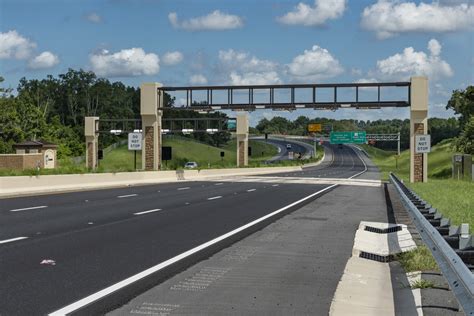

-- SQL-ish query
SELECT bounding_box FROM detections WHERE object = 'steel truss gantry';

[159,82,411,111]
[366,133,401,155]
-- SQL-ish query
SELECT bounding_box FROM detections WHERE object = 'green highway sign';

[330,131,367,144]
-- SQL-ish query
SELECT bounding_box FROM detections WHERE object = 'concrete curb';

[330,221,422,316]
[0,166,302,198]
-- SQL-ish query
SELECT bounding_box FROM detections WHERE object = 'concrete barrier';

[0,166,302,198]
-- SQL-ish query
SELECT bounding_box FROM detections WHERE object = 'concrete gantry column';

[236,113,249,167]
[410,76,429,183]
[84,116,99,170]
[140,83,163,171]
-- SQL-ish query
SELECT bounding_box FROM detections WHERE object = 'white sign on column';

[415,134,431,153]
[128,132,142,150]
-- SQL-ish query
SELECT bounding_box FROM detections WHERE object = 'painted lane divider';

[133,209,162,216]
[214,183,224,186]
[207,196,223,200]
[48,184,339,316]
[48,148,368,316]
[177,187,190,191]
[117,194,138,199]
[247,189,256,192]
[272,184,279,187]
[9,205,47,212]
[0,236,28,244]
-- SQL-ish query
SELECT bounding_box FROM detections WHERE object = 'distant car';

[338,144,343,149]
[286,144,292,149]
[184,161,198,169]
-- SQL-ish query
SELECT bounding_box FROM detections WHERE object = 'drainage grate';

[359,251,394,263]
[364,225,402,234]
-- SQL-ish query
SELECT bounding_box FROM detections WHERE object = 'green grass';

[396,246,438,272]
[361,138,457,181]
[0,136,323,176]
[410,279,436,289]
[362,139,473,230]
[409,179,473,230]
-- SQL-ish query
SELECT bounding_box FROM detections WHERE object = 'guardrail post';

[410,76,429,183]
[236,113,249,167]
[140,83,162,171]
[390,173,474,313]
[84,116,99,170]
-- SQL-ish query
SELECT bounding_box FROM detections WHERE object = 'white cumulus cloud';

[277,0,346,26]
[190,74,208,85]
[286,45,344,81]
[361,0,474,39]
[218,49,281,85]
[28,51,60,69]
[90,48,160,77]
[169,10,243,31]
[374,39,453,80]
[85,12,102,23]
[229,71,281,85]
[0,30,36,59]
[162,51,183,66]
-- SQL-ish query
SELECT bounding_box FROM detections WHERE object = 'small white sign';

[415,134,431,153]
[128,132,142,150]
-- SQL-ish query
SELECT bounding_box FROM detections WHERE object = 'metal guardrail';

[390,173,474,315]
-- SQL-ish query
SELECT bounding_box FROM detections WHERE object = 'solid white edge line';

[0,236,28,244]
[133,209,162,216]
[9,205,47,212]
[207,196,223,200]
[49,148,369,316]
[48,184,337,316]
[347,145,368,179]
[117,194,138,198]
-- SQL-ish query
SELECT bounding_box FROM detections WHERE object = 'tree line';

[0,69,230,157]
[0,69,472,157]
[254,116,461,151]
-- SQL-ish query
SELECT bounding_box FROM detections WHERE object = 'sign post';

[128,132,142,170]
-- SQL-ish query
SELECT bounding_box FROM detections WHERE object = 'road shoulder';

[109,177,388,315]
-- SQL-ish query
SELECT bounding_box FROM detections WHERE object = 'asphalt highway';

[0,144,365,315]
[253,138,313,162]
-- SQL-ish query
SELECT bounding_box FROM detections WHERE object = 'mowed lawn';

[361,140,473,230]
[100,136,279,171]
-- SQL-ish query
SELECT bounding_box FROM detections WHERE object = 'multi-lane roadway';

[0,145,366,315]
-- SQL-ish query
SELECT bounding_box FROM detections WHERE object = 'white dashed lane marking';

[177,187,190,191]
[272,184,279,187]
[117,194,138,199]
[9,206,48,212]
[207,196,223,200]
[214,183,224,186]
[246,189,256,192]
[133,209,162,216]
[0,236,28,244]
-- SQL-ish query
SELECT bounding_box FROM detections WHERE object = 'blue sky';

[1,0,473,125]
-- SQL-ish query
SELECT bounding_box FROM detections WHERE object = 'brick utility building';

[0,140,58,170]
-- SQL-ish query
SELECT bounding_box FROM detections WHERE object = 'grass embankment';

[0,136,323,175]
[361,139,473,229]
[362,139,473,272]
[361,139,454,181]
